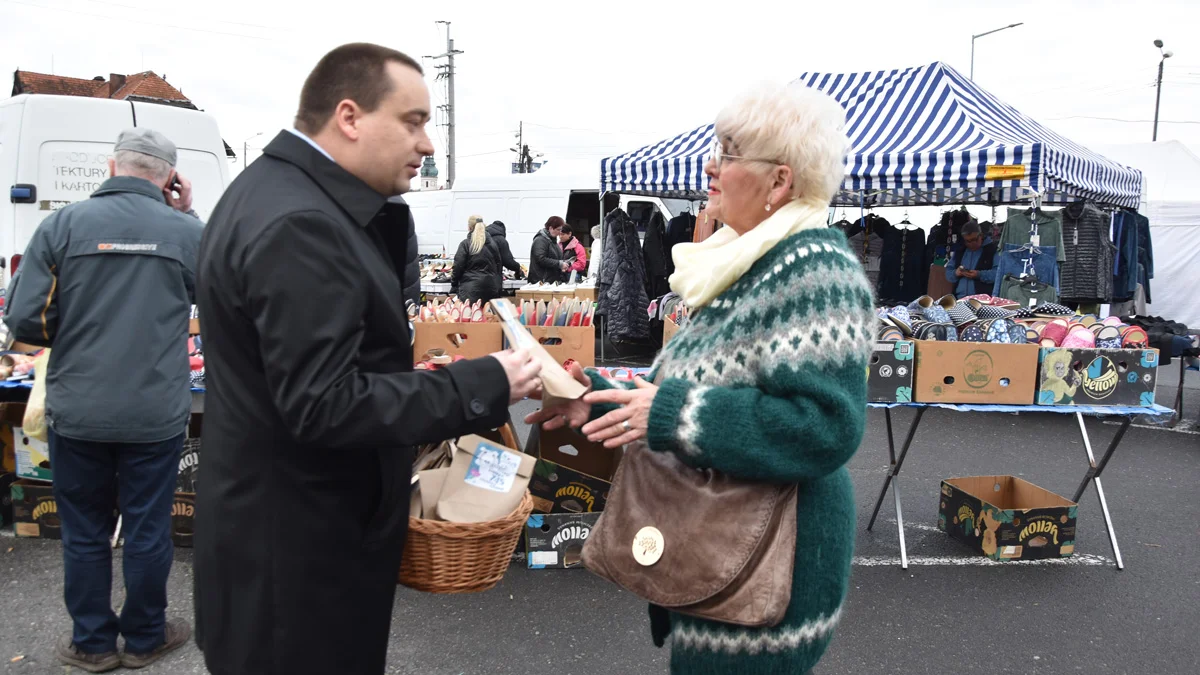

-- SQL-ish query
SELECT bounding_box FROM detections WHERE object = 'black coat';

[452,234,502,303]
[642,212,671,300]
[487,220,523,278]
[527,228,565,284]
[193,131,510,675]
[598,209,651,342]
[386,196,421,309]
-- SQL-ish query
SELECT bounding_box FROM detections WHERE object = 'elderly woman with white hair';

[529,82,873,674]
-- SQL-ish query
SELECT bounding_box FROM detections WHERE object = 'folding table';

[865,401,1175,570]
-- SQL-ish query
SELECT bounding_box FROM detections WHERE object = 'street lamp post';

[243,132,263,169]
[1152,40,1174,142]
[970,23,1024,81]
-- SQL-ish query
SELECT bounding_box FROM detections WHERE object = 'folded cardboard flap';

[945,475,1077,510]
[436,435,535,523]
[526,424,619,481]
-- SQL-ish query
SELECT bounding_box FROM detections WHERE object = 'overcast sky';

[3,0,1199,185]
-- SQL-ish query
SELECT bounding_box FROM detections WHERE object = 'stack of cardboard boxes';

[520,425,614,570]
[2,399,200,547]
[864,327,1160,562]
[867,340,1160,409]
[5,402,61,539]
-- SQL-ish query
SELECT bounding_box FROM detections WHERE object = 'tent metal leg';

[866,407,926,568]
[1073,413,1127,570]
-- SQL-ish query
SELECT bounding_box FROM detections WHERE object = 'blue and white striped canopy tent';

[600,62,1142,208]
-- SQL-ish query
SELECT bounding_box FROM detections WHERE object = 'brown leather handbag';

[581,440,797,627]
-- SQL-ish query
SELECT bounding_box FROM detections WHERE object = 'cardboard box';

[11,479,62,538]
[527,459,611,515]
[188,318,200,335]
[171,493,196,547]
[525,512,601,569]
[1,423,15,474]
[914,342,1039,405]
[14,426,52,482]
[505,326,595,369]
[1037,348,1159,407]
[178,438,200,493]
[663,316,681,347]
[525,425,618,483]
[937,476,1077,561]
[413,322,503,362]
[178,413,202,493]
[868,341,915,402]
[0,472,15,528]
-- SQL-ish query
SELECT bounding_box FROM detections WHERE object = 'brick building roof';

[12,70,190,104]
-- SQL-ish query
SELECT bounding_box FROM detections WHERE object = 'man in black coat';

[527,216,569,284]
[192,43,542,675]
[487,220,523,280]
[389,195,421,310]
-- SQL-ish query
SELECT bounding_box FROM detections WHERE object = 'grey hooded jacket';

[4,175,203,442]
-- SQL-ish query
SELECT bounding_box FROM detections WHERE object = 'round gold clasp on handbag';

[632,526,664,566]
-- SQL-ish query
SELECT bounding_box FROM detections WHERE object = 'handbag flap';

[582,442,786,607]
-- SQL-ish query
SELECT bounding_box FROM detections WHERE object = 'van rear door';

[130,102,230,220]
[12,96,134,267]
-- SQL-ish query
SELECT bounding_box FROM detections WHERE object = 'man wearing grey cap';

[4,127,202,672]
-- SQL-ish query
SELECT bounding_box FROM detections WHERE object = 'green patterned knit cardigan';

[587,228,874,675]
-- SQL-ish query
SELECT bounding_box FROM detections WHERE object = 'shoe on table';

[120,618,191,669]
[56,635,120,673]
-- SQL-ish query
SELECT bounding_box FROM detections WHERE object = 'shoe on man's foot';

[120,618,191,669]
[56,635,120,673]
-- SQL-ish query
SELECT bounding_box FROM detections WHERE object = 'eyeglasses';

[709,138,780,168]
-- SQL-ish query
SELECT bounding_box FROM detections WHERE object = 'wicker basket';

[398,491,534,594]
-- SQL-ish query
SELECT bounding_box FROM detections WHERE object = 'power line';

[0,0,273,40]
[523,122,661,135]
[457,150,512,159]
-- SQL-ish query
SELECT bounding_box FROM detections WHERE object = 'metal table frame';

[864,402,1174,570]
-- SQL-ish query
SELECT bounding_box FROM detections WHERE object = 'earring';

[765,203,772,212]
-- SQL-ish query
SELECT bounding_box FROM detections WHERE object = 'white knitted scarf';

[669,199,830,308]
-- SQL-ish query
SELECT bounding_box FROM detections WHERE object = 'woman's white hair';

[714,82,848,206]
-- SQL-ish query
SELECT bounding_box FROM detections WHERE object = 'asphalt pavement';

[2,383,1198,674]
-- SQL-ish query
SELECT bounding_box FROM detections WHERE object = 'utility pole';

[426,21,463,188]
[510,121,541,173]
[515,121,524,173]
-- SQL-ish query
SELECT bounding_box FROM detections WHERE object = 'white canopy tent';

[1093,141,1200,328]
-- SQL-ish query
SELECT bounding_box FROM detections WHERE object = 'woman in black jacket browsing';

[527,216,569,284]
[452,215,502,302]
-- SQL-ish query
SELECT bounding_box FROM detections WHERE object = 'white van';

[405,171,692,265]
[0,94,232,276]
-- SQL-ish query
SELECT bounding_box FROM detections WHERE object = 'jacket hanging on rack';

[598,209,652,342]
[1059,201,1115,304]
[1001,207,1067,263]
[665,213,696,268]
[642,211,672,300]
[992,243,1059,299]
[1111,210,1141,303]
[841,214,886,289]
[874,219,926,304]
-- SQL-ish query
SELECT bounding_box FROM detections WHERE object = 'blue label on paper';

[464,441,522,494]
